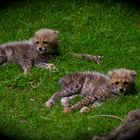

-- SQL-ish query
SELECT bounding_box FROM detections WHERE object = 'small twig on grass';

[89,114,123,121]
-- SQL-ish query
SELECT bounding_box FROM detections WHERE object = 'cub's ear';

[130,70,137,79]
[108,70,115,78]
[54,30,59,35]
[53,30,59,40]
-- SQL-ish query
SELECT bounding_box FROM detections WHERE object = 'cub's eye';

[115,82,119,85]
[43,41,48,44]
[123,82,129,85]
[35,41,39,44]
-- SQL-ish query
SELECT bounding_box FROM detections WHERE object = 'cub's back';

[1,41,36,62]
[59,71,110,88]
[2,40,33,53]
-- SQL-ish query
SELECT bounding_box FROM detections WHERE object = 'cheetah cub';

[0,28,59,74]
[92,109,140,140]
[45,68,136,113]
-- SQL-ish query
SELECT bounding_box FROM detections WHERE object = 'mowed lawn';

[0,0,140,140]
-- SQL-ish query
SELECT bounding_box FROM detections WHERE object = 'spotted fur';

[45,69,137,112]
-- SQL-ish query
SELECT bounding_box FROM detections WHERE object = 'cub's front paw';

[46,63,58,71]
[45,100,55,108]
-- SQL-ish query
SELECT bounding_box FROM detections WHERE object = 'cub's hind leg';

[45,84,82,108]
[45,90,73,108]
[45,72,83,108]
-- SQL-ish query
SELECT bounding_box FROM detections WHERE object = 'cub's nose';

[39,48,42,51]
[120,88,123,92]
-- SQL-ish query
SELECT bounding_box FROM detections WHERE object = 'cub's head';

[32,28,59,55]
[108,68,137,94]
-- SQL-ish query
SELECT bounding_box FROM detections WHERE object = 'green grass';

[0,0,140,139]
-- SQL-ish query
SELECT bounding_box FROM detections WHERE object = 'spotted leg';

[64,95,96,113]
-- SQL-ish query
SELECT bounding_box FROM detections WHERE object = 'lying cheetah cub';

[45,68,136,113]
[0,28,59,74]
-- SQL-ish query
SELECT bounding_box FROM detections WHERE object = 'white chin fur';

[37,50,46,54]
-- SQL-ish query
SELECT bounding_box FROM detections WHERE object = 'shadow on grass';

[1,0,140,9]
[0,0,25,9]
[0,132,17,140]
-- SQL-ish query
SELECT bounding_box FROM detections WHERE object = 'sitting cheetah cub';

[45,68,136,113]
[0,28,59,74]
